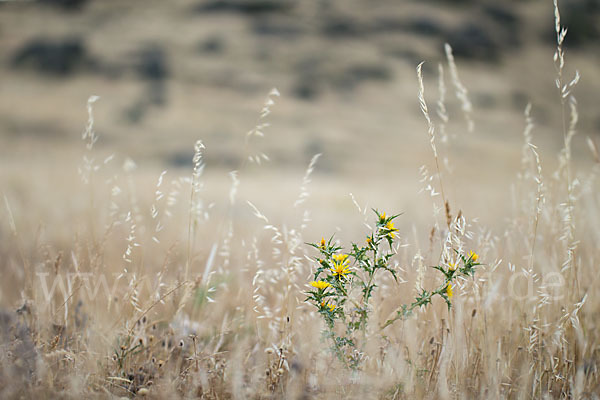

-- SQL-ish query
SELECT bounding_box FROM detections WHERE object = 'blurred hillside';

[0,0,599,183]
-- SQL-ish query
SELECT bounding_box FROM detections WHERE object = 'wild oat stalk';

[444,43,474,133]
[553,0,581,295]
[417,62,449,230]
[185,140,206,281]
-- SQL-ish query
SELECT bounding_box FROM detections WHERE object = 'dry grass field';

[1,0,600,398]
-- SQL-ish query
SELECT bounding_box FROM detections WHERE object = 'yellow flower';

[468,251,479,263]
[310,280,330,290]
[332,253,349,264]
[320,301,336,312]
[331,254,350,277]
[331,261,351,278]
[446,283,453,299]
[385,221,397,238]
[448,262,456,271]
[366,237,372,245]
[319,237,326,249]
[380,212,386,222]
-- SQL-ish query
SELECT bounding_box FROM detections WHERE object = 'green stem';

[381,278,451,330]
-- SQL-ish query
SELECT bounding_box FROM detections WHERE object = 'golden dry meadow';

[0,0,599,398]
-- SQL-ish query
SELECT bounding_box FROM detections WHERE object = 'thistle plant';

[306,210,398,368]
[307,210,480,369]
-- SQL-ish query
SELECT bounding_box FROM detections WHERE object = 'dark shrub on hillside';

[196,0,295,15]
[135,45,169,82]
[252,19,305,38]
[483,4,519,27]
[321,16,364,38]
[446,23,501,61]
[553,0,600,47]
[39,0,89,11]
[11,37,93,76]
[334,64,392,91]
[370,16,445,37]
[198,36,227,54]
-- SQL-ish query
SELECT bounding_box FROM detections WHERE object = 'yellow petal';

[332,254,349,263]
[469,251,479,262]
[446,284,453,299]
[310,280,330,290]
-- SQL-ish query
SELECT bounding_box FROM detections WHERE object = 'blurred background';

[1,0,599,232]
[1,3,599,396]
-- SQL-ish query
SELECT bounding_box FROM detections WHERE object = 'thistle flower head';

[332,253,349,264]
[385,221,397,238]
[331,261,351,278]
[310,280,330,290]
[468,251,479,263]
